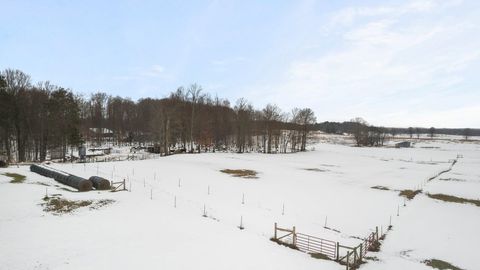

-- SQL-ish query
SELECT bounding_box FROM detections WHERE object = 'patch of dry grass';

[304,168,329,172]
[399,189,422,200]
[427,193,480,207]
[220,169,258,179]
[42,197,115,214]
[371,186,390,191]
[43,197,92,214]
[424,259,464,270]
[3,172,26,183]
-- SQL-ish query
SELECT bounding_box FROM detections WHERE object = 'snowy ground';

[1,136,479,270]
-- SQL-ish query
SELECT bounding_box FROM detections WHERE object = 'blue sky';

[1,0,479,128]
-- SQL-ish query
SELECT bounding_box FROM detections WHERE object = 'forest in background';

[1,68,477,163]
[0,69,316,162]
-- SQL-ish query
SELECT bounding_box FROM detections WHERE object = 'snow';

[1,135,479,270]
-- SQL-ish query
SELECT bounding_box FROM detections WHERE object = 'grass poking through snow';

[427,193,480,207]
[220,169,258,179]
[399,189,422,200]
[304,168,329,172]
[3,173,26,183]
[424,259,464,270]
[371,186,390,190]
[42,197,115,214]
[43,197,92,214]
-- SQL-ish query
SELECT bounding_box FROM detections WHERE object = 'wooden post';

[123,179,126,191]
[292,226,297,247]
[353,246,357,266]
[346,251,350,270]
[359,243,363,261]
[336,242,339,261]
[274,223,277,239]
[376,226,379,242]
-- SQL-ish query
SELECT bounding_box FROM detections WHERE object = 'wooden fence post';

[376,226,379,242]
[123,179,126,191]
[336,242,339,261]
[346,251,350,270]
[359,243,363,261]
[292,226,297,247]
[353,247,357,266]
[274,223,277,239]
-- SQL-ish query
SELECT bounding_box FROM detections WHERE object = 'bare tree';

[429,127,435,139]
[234,98,253,153]
[351,117,368,146]
[3,69,31,161]
[408,127,414,138]
[415,127,421,139]
[464,128,471,141]
[294,108,316,151]
[187,84,202,153]
[262,104,281,153]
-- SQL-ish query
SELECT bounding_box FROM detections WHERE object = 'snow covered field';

[1,136,479,270]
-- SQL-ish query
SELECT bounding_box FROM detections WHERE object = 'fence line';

[273,223,382,270]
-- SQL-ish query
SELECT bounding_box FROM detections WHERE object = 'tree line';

[0,69,317,163]
[315,119,478,146]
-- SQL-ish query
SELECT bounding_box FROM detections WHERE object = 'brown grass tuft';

[3,173,26,183]
[220,169,258,179]
[371,186,390,191]
[399,189,422,200]
[424,259,464,270]
[427,193,480,207]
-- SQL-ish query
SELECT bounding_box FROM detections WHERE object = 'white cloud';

[247,0,480,127]
[141,64,165,77]
[329,0,463,26]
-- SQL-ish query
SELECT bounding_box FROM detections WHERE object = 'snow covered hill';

[1,138,479,270]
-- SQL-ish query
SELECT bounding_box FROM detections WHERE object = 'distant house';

[395,141,411,148]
